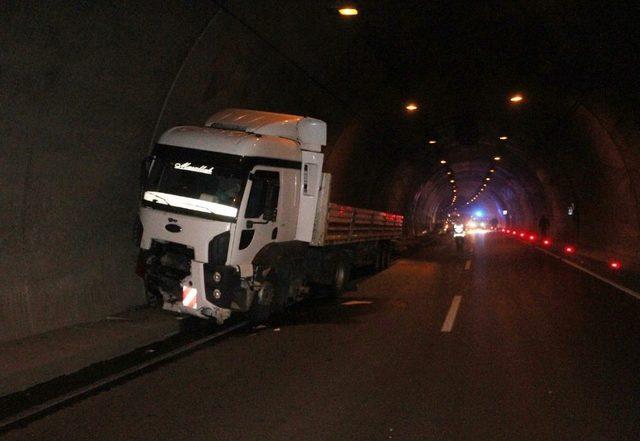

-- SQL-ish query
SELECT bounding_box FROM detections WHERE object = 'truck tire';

[327,259,351,298]
[376,242,390,272]
[248,280,275,325]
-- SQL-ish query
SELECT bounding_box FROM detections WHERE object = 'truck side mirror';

[140,156,153,187]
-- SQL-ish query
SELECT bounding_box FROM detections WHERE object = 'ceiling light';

[428,140,437,144]
[490,169,495,173]
[510,94,523,103]
[493,156,501,161]
[499,136,508,140]
[440,159,447,164]
[485,177,491,181]
[446,171,452,175]
[338,7,358,16]
[450,179,455,183]
[406,103,418,111]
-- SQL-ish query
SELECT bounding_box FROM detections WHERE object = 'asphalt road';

[3,233,640,440]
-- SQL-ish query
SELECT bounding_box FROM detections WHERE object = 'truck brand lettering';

[174,162,214,175]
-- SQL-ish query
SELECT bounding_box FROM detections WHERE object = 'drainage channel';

[0,318,249,432]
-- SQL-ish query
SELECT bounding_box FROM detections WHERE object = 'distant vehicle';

[137,109,403,323]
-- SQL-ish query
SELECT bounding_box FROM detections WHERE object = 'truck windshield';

[143,144,246,221]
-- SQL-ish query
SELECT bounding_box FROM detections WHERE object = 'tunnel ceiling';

[270,0,635,223]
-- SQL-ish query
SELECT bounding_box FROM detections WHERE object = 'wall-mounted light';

[493,156,502,161]
[338,7,359,16]
[406,103,418,111]
[499,136,508,140]
[428,140,437,144]
[509,94,524,103]
[440,159,447,164]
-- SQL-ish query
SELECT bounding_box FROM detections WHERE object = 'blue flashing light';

[474,210,484,217]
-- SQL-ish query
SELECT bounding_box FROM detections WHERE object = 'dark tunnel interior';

[2,1,640,341]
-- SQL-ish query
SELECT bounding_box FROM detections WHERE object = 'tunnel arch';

[2,1,639,342]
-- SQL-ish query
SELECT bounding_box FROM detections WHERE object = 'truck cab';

[138,109,326,323]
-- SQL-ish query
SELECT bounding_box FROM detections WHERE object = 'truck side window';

[245,171,279,219]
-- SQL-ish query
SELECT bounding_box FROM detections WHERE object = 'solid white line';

[441,296,462,333]
[464,260,472,270]
[536,247,640,301]
[0,321,248,430]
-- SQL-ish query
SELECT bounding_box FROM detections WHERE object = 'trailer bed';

[310,174,403,246]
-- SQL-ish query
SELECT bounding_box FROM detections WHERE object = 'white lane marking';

[342,300,373,306]
[536,247,640,301]
[464,260,472,270]
[441,296,462,333]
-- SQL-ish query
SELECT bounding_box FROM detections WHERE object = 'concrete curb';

[0,309,180,397]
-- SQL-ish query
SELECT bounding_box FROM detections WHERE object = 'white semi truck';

[137,109,403,323]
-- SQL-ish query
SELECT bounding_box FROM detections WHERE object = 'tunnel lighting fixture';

[440,159,447,164]
[428,140,437,144]
[450,179,455,183]
[509,94,524,103]
[406,103,418,111]
[609,260,622,270]
[493,156,502,161]
[502,209,508,215]
[485,177,491,181]
[490,169,495,173]
[564,245,576,254]
[338,7,359,16]
[499,136,508,140]
[453,189,457,192]
[446,171,452,175]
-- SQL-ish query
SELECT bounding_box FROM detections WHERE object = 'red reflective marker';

[512,231,517,236]
[564,245,575,254]
[609,260,622,270]
[528,234,536,241]
[519,232,525,238]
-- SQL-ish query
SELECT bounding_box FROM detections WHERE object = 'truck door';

[229,169,280,265]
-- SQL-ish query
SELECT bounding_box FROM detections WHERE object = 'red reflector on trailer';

[564,245,575,254]
[542,239,552,247]
[609,260,622,270]
[519,233,525,238]
[529,235,536,241]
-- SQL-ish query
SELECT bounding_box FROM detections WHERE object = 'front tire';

[248,280,275,325]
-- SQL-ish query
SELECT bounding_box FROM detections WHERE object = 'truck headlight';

[213,289,222,299]
[213,272,222,283]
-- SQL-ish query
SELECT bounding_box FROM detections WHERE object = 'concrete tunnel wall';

[1,2,640,342]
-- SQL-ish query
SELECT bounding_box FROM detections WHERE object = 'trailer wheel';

[376,242,390,272]
[382,243,391,269]
[327,259,351,298]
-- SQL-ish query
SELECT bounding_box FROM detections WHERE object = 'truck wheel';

[248,280,275,325]
[376,243,389,271]
[382,243,391,269]
[327,259,351,298]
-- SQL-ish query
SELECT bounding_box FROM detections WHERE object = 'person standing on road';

[538,215,550,237]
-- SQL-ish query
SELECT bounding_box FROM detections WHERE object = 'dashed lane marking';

[441,296,462,333]
[342,300,373,306]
